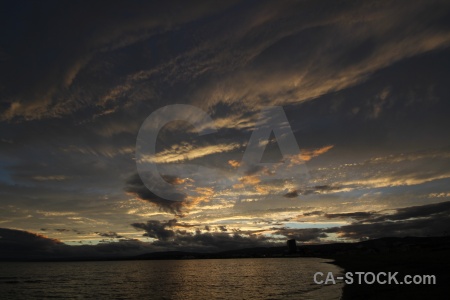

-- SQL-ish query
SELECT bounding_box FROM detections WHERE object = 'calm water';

[0,258,343,299]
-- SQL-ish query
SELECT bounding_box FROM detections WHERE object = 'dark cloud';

[131,220,273,252]
[322,201,450,241]
[0,0,235,121]
[325,212,377,220]
[325,214,450,240]
[244,165,267,176]
[285,201,450,242]
[283,190,298,198]
[218,225,228,232]
[95,231,124,239]
[124,173,186,217]
[301,211,323,217]
[131,219,177,241]
[162,175,186,185]
[295,185,343,196]
[371,201,450,223]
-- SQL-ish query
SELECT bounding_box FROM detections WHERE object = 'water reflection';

[0,258,343,299]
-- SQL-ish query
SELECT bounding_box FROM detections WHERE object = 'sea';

[0,258,344,299]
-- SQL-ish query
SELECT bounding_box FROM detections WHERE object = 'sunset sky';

[1,0,450,259]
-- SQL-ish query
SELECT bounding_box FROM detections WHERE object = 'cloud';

[131,219,177,241]
[1,0,450,248]
[190,0,450,117]
[141,142,242,164]
[367,149,450,164]
[325,212,377,220]
[218,225,228,232]
[95,231,124,239]
[1,1,237,122]
[296,145,335,162]
[294,185,344,196]
[283,190,298,198]
[428,193,450,198]
[124,173,186,217]
[301,211,324,217]
[368,201,450,223]
[36,211,77,217]
[5,0,450,124]
[128,217,279,251]
[62,144,135,159]
[325,214,450,240]
[132,219,273,252]
[238,175,261,186]
[326,201,450,240]
[307,148,450,193]
[271,201,450,242]
[342,173,450,189]
[228,160,241,168]
[162,175,187,185]
[124,173,213,217]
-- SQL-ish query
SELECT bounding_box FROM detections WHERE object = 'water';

[0,258,344,299]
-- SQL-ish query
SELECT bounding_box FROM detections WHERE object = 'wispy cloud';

[1,0,450,247]
[139,142,242,164]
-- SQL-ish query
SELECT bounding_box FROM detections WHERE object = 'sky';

[1,0,450,259]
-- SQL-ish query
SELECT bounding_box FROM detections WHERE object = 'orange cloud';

[239,175,261,186]
[228,160,241,168]
[140,142,241,164]
[162,175,187,185]
[185,187,214,207]
[232,183,245,189]
[255,185,271,195]
[289,145,334,165]
[301,145,334,161]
